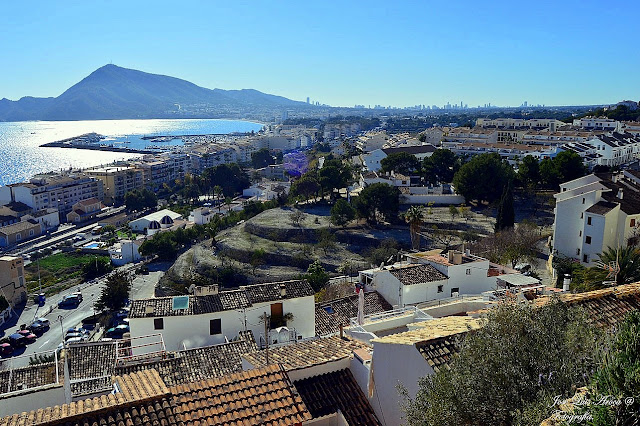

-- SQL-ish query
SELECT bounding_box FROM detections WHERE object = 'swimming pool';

[83,242,102,249]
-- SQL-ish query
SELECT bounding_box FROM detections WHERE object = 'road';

[3,265,164,368]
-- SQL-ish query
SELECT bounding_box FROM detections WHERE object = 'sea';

[0,119,264,186]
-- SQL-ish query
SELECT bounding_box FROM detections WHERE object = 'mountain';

[0,65,308,121]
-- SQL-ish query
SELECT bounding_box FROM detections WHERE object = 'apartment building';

[562,132,640,168]
[573,117,620,131]
[0,255,26,308]
[552,172,640,265]
[86,166,144,205]
[0,173,104,219]
[476,118,564,129]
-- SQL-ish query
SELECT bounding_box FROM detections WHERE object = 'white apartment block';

[0,173,104,219]
[476,118,565,130]
[552,172,640,265]
[562,133,640,168]
[573,117,621,131]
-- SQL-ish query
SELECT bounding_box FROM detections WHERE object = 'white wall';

[12,186,36,209]
[0,385,65,417]
[402,279,448,305]
[370,341,433,425]
[0,186,12,206]
[401,194,465,205]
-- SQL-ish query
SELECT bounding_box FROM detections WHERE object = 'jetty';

[40,133,154,154]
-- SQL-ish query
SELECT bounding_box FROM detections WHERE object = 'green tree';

[587,311,640,424]
[316,229,337,256]
[452,153,514,204]
[140,232,178,260]
[250,249,266,275]
[305,260,329,292]
[95,270,132,312]
[353,183,400,225]
[318,165,345,196]
[404,206,425,249]
[330,199,356,227]
[364,239,399,266]
[495,179,515,232]
[422,149,460,184]
[124,188,158,211]
[517,155,541,191]
[402,300,601,426]
[290,174,321,201]
[448,204,459,220]
[251,148,275,168]
[380,152,420,175]
[82,256,113,280]
[472,221,540,268]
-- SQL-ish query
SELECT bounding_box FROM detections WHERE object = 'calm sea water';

[0,119,263,186]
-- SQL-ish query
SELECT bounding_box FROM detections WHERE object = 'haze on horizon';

[1,0,637,108]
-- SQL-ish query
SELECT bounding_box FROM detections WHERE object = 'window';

[466,268,471,275]
[583,254,589,263]
[582,198,585,204]
[16,234,21,241]
[437,285,443,293]
[153,318,164,330]
[585,236,592,244]
[587,217,592,225]
[210,319,221,335]
[580,213,583,219]
[631,219,636,227]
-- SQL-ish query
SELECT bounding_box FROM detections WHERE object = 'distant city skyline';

[1,0,638,108]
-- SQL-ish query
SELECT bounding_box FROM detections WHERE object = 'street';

[2,264,165,367]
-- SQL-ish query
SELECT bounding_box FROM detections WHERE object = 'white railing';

[349,305,432,328]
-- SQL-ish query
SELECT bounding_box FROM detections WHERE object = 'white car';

[35,318,50,327]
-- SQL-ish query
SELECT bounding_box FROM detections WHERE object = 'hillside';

[0,64,308,121]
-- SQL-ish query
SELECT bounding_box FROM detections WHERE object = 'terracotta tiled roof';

[67,342,117,396]
[534,282,640,329]
[130,280,313,319]
[242,279,314,303]
[388,263,448,285]
[242,336,368,371]
[0,369,181,426]
[129,289,251,318]
[294,368,381,425]
[0,362,61,394]
[315,291,393,337]
[115,332,258,387]
[169,364,312,425]
[416,334,466,372]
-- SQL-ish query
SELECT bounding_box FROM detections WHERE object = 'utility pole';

[58,315,64,345]
[37,258,42,294]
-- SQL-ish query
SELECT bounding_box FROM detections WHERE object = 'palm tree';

[597,246,640,285]
[214,185,223,212]
[404,206,425,250]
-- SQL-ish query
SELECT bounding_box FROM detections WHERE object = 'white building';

[562,133,640,168]
[188,207,215,225]
[552,172,640,265]
[573,117,620,131]
[129,209,182,234]
[242,181,290,201]
[128,280,315,352]
[109,239,143,266]
[359,250,497,307]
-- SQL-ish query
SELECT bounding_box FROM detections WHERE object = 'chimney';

[448,250,463,265]
[195,285,219,296]
[618,188,624,200]
[563,274,571,292]
[280,283,287,298]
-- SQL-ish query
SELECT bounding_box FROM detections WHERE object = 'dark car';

[0,343,13,357]
[105,324,129,338]
[28,321,45,334]
[58,294,81,308]
[8,333,26,348]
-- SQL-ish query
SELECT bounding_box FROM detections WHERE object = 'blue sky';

[0,0,637,107]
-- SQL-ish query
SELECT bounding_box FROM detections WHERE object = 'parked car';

[35,318,50,328]
[0,343,13,357]
[17,329,36,343]
[8,333,26,348]
[66,337,84,345]
[65,332,84,341]
[58,294,81,308]
[105,324,129,338]
[28,321,45,334]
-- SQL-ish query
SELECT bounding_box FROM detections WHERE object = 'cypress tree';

[495,180,515,232]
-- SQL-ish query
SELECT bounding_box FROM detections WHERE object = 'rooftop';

[315,291,393,337]
[295,368,381,425]
[387,263,448,285]
[242,336,368,371]
[371,316,483,345]
[170,364,312,425]
[130,280,314,318]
